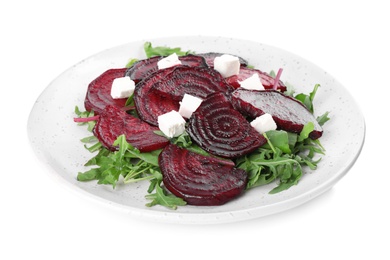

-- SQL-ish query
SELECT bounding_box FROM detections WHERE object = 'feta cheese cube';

[178,94,203,118]
[110,76,135,99]
[157,53,182,70]
[250,113,277,134]
[213,54,240,78]
[239,73,265,90]
[157,110,186,138]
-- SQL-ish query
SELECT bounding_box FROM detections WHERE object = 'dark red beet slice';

[159,144,248,206]
[125,54,207,84]
[84,68,128,115]
[134,66,234,126]
[231,89,323,139]
[197,52,248,67]
[187,92,267,159]
[93,105,169,152]
[150,66,234,100]
[226,66,287,92]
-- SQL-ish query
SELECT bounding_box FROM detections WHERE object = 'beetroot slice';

[150,66,234,100]
[231,89,323,139]
[226,66,287,92]
[125,54,207,84]
[93,105,169,152]
[134,66,234,126]
[84,68,128,115]
[187,92,267,159]
[196,52,248,67]
[159,144,248,206]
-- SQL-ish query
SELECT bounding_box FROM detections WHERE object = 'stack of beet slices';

[82,52,322,206]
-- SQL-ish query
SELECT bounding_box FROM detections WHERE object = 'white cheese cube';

[250,113,277,134]
[157,110,186,138]
[213,54,240,78]
[178,94,203,118]
[239,73,265,90]
[157,53,182,70]
[110,76,135,99]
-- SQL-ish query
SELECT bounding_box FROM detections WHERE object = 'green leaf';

[113,135,130,159]
[283,82,296,96]
[236,119,325,194]
[125,58,139,68]
[317,111,331,126]
[155,130,211,157]
[171,131,193,148]
[124,93,135,107]
[84,148,111,166]
[84,142,102,153]
[298,122,315,142]
[74,106,96,132]
[294,84,320,113]
[143,42,193,58]
[145,181,187,210]
[262,130,291,154]
[80,135,98,143]
[77,168,101,181]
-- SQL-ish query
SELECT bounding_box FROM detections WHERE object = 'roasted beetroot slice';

[226,66,287,92]
[151,66,234,99]
[134,66,234,125]
[159,144,247,206]
[84,68,128,114]
[133,66,179,126]
[231,89,323,139]
[93,105,169,152]
[125,54,207,84]
[187,92,267,159]
[197,52,248,67]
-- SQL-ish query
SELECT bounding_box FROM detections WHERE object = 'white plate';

[27,36,365,224]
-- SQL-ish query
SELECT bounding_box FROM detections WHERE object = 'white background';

[1,0,388,259]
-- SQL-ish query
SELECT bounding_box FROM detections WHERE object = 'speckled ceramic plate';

[27,36,365,224]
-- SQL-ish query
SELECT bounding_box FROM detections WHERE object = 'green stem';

[123,174,155,184]
[263,132,276,154]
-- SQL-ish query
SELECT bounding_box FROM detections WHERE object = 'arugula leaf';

[77,135,186,209]
[237,146,303,192]
[236,122,325,194]
[74,106,96,132]
[125,93,135,107]
[77,135,159,188]
[317,111,331,126]
[261,130,292,154]
[125,58,139,68]
[298,122,315,142]
[143,42,193,58]
[154,130,211,157]
[294,84,320,113]
[145,180,187,210]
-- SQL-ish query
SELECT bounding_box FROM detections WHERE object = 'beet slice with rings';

[231,89,323,139]
[133,66,179,126]
[196,52,249,67]
[93,105,169,152]
[84,68,128,115]
[159,144,248,206]
[226,66,287,92]
[134,66,234,126]
[187,92,267,159]
[125,54,207,84]
[150,66,234,100]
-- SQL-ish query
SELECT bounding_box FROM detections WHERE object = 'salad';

[74,42,330,209]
